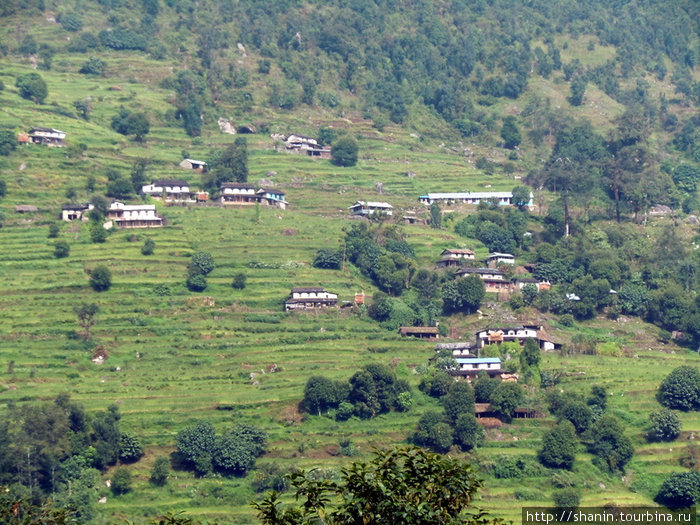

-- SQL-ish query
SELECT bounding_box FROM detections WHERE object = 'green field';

[0,17,699,524]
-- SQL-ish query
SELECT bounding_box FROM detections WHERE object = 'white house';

[61,203,92,221]
[219,183,288,209]
[437,249,476,268]
[27,127,66,146]
[487,252,515,266]
[456,267,513,293]
[285,134,318,150]
[349,201,393,217]
[179,159,207,172]
[285,287,338,311]
[105,202,163,228]
[475,325,561,351]
[455,357,502,372]
[141,180,194,202]
[418,191,533,207]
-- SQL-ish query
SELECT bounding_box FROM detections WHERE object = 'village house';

[435,342,476,357]
[285,287,338,311]
[141,180,195,202]
[21,127,66,147]
[348,201,393,217]
[285,134,318,151]
[398,326,440,339]
[475,325,561,351]
[487,252,515,266]
[418,191,533,207]
[105,202,164,229]
[455,267,513,293]
[514,278,551,292]
[61,203,92,221]
[179,159,207,172]
[436,249,476,268]
[219,183,288,209]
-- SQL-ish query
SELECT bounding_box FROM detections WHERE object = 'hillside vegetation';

[0,1,699,524]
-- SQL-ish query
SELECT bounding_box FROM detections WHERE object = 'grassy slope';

[0,18,699,525]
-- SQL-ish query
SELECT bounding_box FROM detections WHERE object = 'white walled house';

[141,180,194,202]
[349,201,393,217]
[179,159,207,172]
[219,183,288,209]
[285,287,338,311]
[476,325,561,351]
[456,267,513,293]
[27,127,66,146]
[105,202,163,229]
[61,203,92,221]
[437,249,476,268]
[418,191,533,208]
[487,252,515,266]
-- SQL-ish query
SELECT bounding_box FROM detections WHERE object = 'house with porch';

[435,342,476,357]
[436,249,476,268]
[285,287,338,311]
[105,202,163,229]
[219,183,288,209]
[419,191,532,207]
[487,252,515,266]
[455,267,513,293]
[515,278,551,292]
[349,201,393,217]
[26,127,66,147]
[141,180,195,202]
[475,325,561,351]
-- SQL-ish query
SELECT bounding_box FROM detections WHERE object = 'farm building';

[179,159,207,172]
[398,326,440,339]
[348,201,393,217]
[141,180,195,202]
[455,267,513,293]
[419,191,533,207]
[285,287,338,311]
[61,203,92,221]
[220,183,288,209]
[475,325,561,351]
[25,127,66,147]
[436,249,476,268]
[105,202,164,229]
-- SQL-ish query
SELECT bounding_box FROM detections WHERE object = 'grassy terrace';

[0,43,698,524]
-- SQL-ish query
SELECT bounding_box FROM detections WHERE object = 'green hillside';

[0,1,699,524]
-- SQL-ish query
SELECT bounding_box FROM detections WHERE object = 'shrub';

[15,72,48,104]
[186,274,207,292]
[189,251,215,275]
[657,366,700,411]
[331,135,358,167]
[0,131,17,156]
[412,411,453,453]
[118,433,144,463]
[141,238,155,256]
[647,409,681,442]
[89,266,112,292]
[79,56,106,75]
[553,488,581,509]
[54,240,70,258]
[539,421,577,470]
[655,471,700,508]
[150,457,169,486]
[48,223,60,238]
[232,273,247,289]
[58,12,83,32]
[313,248,342,269]
[453,413,484,451]
[111,468,132,495]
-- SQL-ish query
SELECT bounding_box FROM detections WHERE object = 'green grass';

[0,28,698,525]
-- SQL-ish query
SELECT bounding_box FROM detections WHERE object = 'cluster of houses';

[431,324,560,380]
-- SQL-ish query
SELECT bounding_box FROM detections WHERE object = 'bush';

[412,411,453,453]
[232,273,247,289]
[54,240,70,258]
[331,135,359,167]
[118,433,144,463]
[150,457,169,486]
[655,472,700,508]
[48,223,60,238]
[657,366,700,411]
[141,238,155,256]
[0,131,17,156]
[186,274,207,292]
[313,248,342,269]
[553,488,581,509]
[89,265,112,292]
[190,251,215,275]
[58,12,83,32]
[539,421,577,470]
[647,409,681,442]
[15,72,48,104]
[111,468,132,495]
[453,413,484,451]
